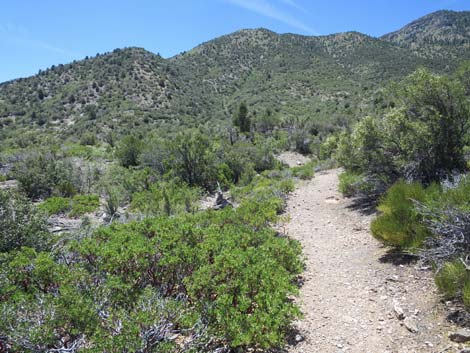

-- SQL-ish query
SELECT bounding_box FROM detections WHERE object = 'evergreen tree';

[233,102,250,133]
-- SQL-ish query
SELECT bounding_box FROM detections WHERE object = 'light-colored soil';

[277,152,312,168]
[286,169,461,353]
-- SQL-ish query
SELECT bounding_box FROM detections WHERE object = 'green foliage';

[69,194,100,217]
[116,135,143,167]
[371,181,432,249]
[0,247,193,353]
[436,176,470,212]
[291,161,316,180]
[0,188,303,351]
[319,134,339,160]
[233,102,251,133]
[231,171,294,221]
[39,194,99,217]
[338,171,363,197]
[38,196,72,215]
[131,181,201,217]
[0,190,50,252]
[463,281,470,309]
[168,130,216,190]
[12,151,76,200]
[0,147,304,350]
[435,261,470,300]
[337,68,470,185]
[80,132,98,146]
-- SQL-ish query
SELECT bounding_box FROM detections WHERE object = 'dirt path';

[286,169,459,353]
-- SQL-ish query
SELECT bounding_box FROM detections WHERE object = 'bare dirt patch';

[277,152,311,168]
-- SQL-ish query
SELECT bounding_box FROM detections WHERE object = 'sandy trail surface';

[285,169,458,353]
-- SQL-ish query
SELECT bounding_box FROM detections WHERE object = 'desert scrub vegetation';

[69,194,100,217]
[130,181,201,217]
[0,122,308,351]
[334,66,470,311]
[0,174,303,352]
[0,190,50,252]
[338,171,363,197]
[370,181,435,249]
[291,161,316,180]
[336,67,470,198]
[368,175,470,307]
[38,196,72,215]
[435,261,470,306]
[39,194,100,217]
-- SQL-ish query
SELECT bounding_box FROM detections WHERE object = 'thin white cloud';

[17,38,77,56]
[225,0,318,35]
[0,22,78,57]
[278,0,310,14]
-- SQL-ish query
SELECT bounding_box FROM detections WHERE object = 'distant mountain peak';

[0,10,469,139]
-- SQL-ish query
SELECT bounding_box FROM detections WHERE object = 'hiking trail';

[285,168,458,353]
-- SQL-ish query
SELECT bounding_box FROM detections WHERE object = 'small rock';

[450,328,470,343]
[294,334,304,343]
[386,275,400,282]
[403,316,419,333]
[394,302,405,320]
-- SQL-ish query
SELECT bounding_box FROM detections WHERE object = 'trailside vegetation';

[0,119,308,352]
[336,65,470,311]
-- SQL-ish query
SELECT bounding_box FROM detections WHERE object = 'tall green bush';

[336,68,470,185]
[0,190,50,252]
[371,181,433,249]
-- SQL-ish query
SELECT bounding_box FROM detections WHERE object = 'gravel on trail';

[286,169,460,353]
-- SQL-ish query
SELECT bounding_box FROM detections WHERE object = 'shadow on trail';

[448,308,470,327]
[378,248,418,266]
[345,196,377,216]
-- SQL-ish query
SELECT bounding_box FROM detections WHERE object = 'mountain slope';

[382,10,470,64]
[172,29,430,129]
[0,10,469,144]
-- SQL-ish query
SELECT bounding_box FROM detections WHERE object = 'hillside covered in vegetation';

[2,8,470,353]
[1,10,470,148]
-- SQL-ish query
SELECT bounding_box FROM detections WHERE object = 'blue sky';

[0,0,469,82]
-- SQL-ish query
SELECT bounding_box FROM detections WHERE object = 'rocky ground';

[285,168,468,353]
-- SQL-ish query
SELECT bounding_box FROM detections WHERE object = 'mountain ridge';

[0,9,469,144]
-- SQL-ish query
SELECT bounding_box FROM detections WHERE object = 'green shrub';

[279,178,295,194]
[338,171,363,197]
[0,197,302,351]
[168,131,217,190]
[435,261,469,299]
[80,132,97,146]
[291,161,315,180]
[337,69,470,185]
[69,194,100,217]
[463,281,470,309]
[371,181,431,249]
[38,196,72,215]
[12,151,73,200]
[438,176,470,212]
[0,248,194,353]
[116,135,143,167]
[131,181,201,217]
[0,190,50,252]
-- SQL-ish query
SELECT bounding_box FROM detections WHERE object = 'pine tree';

[233,102,250,133]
